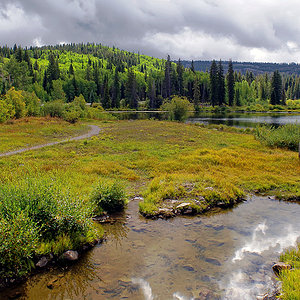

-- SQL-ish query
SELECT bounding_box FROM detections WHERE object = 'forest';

[0,42,300,123]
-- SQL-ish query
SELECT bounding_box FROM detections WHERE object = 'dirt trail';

[0,125,101,158]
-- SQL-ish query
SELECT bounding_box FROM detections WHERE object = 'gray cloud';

[0,0,300,62]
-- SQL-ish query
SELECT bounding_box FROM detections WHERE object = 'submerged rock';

[62,250,79,261]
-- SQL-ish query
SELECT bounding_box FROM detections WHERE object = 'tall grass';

[0,177,98,279]
[255,124,300,151]
[280,245,300,299]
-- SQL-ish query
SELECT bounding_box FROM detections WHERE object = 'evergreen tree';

[112,68,120,108]
[93,63,101,96]
[15,46,23,63]
[227,59,235,106]
[190,60,195,73]
[102,75,111,109]
[69,63,74,76]
[217,60,225,106]
[270,70,282,105]
[177,59,184,96]
[193,77,201,111]
[163,55,171,98]
[125,68,138,109]
[147,77,156,109]
[209,60,218,107]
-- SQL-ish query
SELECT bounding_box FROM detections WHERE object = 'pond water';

[3,196,300,300]
[111,111,300,128]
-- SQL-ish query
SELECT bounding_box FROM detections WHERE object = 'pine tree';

[190,60,195,73]
[112,68,120,108]
[209,60,218,107]
[217,60,225,106]
[125,68,138,109]
[163,55,171,98]
[193,77,201,111]
[15,46,23,63]
[102,75,111,109]
[69,63,74,76]
[227,59,235,106]
[270,70,282,105]
[177,58,184,96]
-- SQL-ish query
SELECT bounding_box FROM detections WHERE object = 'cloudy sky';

[0,0,300,63]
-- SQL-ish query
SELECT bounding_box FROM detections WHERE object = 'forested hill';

[180,60,300,75]
[0,42,300,124]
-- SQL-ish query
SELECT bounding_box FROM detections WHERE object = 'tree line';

[0,43,299,120]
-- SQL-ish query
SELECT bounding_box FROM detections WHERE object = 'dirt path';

[0,125,101,158]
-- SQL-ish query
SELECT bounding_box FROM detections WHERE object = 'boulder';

[62,250,79,261]
[272,262,292,276]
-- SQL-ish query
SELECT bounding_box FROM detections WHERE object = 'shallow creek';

[2,196,300,300]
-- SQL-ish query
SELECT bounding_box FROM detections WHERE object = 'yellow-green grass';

[0,118,299,212]
[0,117,88,153]
[280,245,300,299]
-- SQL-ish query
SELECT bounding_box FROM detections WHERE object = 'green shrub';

[90,180,127,214]
[63,108,81,123]
[42,100,64,118]
[255,124,300,151]
[161,96,192,122]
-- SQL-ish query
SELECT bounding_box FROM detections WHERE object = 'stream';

[2,196,300,300]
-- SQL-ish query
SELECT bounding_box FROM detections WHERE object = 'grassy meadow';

[0,117,299,293]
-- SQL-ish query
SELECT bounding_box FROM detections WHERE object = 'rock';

[36,256,49,268]
[183,207,193,215]
[176,203,190,210]
[62,250,79,261]
[133,196,144,201]
[272,262,292,276]
[92,215,110,223]
[158,208,175,218]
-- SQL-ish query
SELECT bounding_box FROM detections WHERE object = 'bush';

[255,124,300,151]
[42,100,64,118]
[90,180,127,214]
[161,96,192,122]
[63,108,81,123]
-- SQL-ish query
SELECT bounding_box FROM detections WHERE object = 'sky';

[1,0,300,63]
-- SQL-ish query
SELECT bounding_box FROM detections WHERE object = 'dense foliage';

[1,43,300,124]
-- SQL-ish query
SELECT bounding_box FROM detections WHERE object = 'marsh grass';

[280,245,300,299]
[0,176,99,279]
[255,124,300,151]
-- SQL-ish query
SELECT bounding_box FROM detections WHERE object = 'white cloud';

[1,0,300,62]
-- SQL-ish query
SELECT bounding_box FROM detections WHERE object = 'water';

[2,196,300,300]
[187,112,300,128]
[111,111,300,128]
